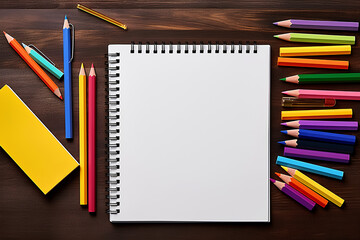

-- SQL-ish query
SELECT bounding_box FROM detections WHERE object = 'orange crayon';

[277,57,349,69]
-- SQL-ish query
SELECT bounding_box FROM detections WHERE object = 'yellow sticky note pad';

[0,85,78,194]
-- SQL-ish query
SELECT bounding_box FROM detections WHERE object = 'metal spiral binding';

[129,41,258,54]
[105,51,121,214]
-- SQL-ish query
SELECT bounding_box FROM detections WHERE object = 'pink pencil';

[88,64,96,213]
[283,89,360,100]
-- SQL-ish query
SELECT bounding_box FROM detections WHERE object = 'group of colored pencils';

[273,19,360,211]
[275,111,357,210]
[274,19,358,69]
[273,119,358,210]
[3,15,97,213]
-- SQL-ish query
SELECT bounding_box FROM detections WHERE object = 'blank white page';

[107,44,270,222]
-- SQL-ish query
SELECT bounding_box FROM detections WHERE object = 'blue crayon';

[276,156,344,180]
[63,15,73,139]
[281,129,356,145]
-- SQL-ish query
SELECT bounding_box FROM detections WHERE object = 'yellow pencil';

[77,4,127,30]
[79,63,87,205]
[281,108,352,120]
[280,45,351,57]
[282,166,344,207]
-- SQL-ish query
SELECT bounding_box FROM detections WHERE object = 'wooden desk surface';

[1,1,360,239]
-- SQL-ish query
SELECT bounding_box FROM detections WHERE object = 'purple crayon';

[273,19,359,31]
[283,147,350,163]
[281,120,358,131]
[270,178,315,211]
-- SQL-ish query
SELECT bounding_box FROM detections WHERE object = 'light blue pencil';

[63,15,73,139]
[276,156,344,180]
[22,43,64,79]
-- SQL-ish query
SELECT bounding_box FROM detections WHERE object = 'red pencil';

[88,64,96,213]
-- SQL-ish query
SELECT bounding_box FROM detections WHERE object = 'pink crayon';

[283,89,360,101]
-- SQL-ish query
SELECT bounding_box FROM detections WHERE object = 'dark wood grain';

[1,1,360,239]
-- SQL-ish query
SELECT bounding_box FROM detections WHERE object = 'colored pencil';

[274,33,355,45]
[276,156,344,180]
[278,139,354,154]
[277,57,349,69]
[3,32,62,99]
[280,73,360,84]
[63,15,73,139]
[77,4,127,30]
[282,166,344,207]
[283,89,360,101]
[88,64,96,213]
[270,178,315,211]
[281,120,358,130]
[79,64,87,205]
[274,19,359,31]
[283,147,350,163]
[282,97,336,108]
[275,172,328,208]
[281,129,356,145]
[279,45,351,57]
[281,109,352,120]
[22,43,64,79]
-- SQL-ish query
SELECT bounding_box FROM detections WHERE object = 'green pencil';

[274,33,355,45]
[281,73,360,84]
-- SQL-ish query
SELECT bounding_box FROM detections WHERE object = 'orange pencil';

[277,57,349,69]
[275,172,328,208]
[3,32,62,99]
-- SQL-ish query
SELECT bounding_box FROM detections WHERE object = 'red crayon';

[88,64,96,212]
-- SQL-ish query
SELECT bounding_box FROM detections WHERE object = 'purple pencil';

[284,147,350,163]
[270,178,315,211]
[273,19,359,31]
[281,120,358,131]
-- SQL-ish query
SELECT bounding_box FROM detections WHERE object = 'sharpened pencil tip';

[282,90,289,95]
[280,78,286,81]
[3,31,6,35]
[275,172,281,177]
[281,166,289,172]
[270,178,276,183]
[65,15,67,19]
[273,22,278,25]
[21,43,26,48]
[281,130,287,134]
[273,35,279,38]
[89,63,96,76]
[60,95,63,100]
[281,123,287,126]
[278,141,286,145]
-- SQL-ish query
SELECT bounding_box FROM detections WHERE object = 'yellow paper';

[79,74,87,205]
[0,85,78,194]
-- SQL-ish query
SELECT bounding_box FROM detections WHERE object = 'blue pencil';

[281,129,356,145]
[276,156,344,180]
[63,15,73,139]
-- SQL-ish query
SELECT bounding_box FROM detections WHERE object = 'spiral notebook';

[106,42,270,222]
